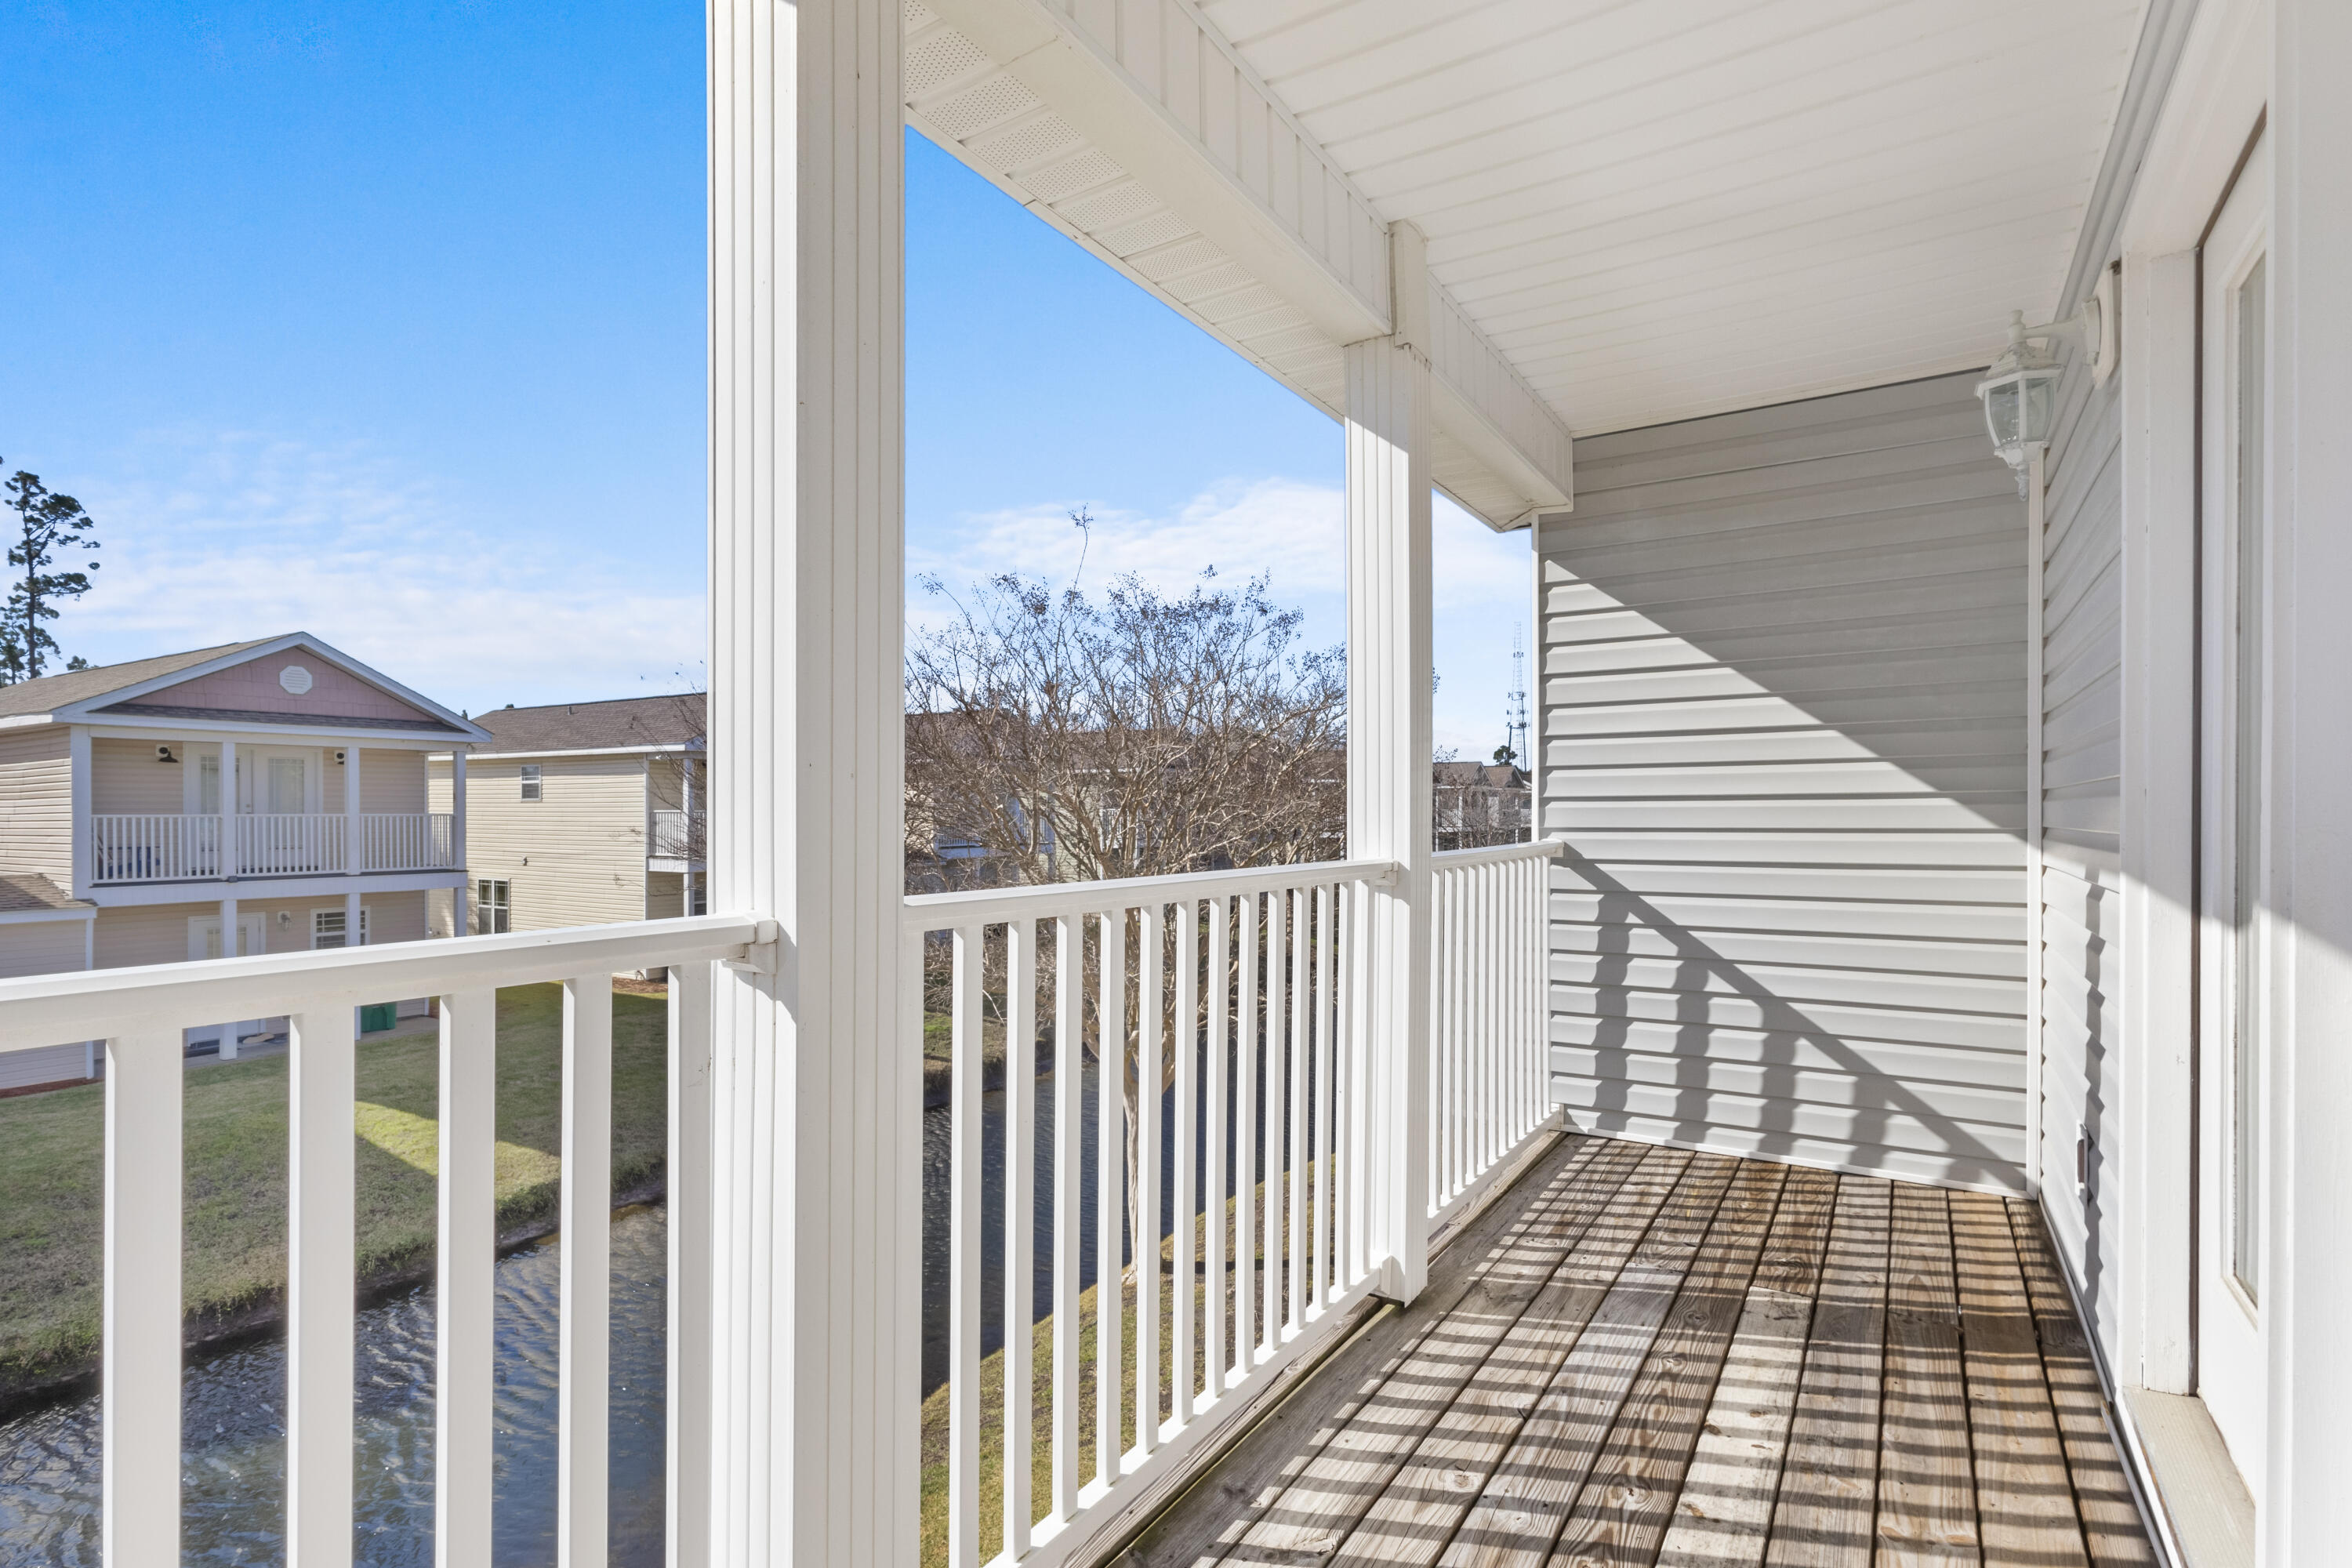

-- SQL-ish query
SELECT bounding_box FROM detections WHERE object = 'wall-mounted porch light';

[1975,268,2116,488]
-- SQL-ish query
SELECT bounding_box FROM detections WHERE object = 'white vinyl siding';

[0,727,74,883]
[1538,371,2030,1194]
[2038,331,2124,1352]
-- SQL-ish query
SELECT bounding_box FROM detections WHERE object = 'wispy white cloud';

[59,429,704,713]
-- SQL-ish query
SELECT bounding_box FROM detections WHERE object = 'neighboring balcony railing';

[650,808,706,861]
[905,836,1559,1568]
[88,812,460,884]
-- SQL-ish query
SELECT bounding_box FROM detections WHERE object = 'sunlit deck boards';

[1118,1134,2154,1568]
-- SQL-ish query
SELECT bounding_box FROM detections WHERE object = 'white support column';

[451,749,468,876]
[706,0,910,1561]
[220,737,238,880]
[68,727,91,898]
[220,893,241,1058]
[1345,222,1436,1304]
[345,742,363,876]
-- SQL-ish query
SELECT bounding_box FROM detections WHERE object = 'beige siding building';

[0,633,488,1081]
[430,694,703,942]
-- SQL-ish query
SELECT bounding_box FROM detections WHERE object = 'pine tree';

[2,466,102,681]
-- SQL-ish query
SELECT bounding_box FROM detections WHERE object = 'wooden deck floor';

[1119,1134,2154,1568]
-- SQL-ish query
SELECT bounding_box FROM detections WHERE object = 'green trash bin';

[359,1002,398,1034]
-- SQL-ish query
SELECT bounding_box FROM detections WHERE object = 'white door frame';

[2193,137,2270,1483]
[2117,0,2270,1410]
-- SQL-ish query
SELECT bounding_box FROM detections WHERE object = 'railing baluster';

[1172,899,1196,1422]
[1204,895,1229,1402]
[1137,903,1162,1454]
[286,1007,356,1568]
[1097,906,1126,1486]
[437,987,498,1568]
[1052,914,1082,1522]
[1004,918,1036,1557]
[1287,888,1308,1334]
[1233,892,1256,1377]
[1312,883,1334,1312]
[667,960,714,1568]
[1345,878,1370,1290]
[559,971,613,1568]
[947,924,982,1568]
[103,1029,182,1568]
[1261,888,1286,1350]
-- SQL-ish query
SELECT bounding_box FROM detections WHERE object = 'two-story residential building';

[0,633,487,1087]
[428,692,703,941]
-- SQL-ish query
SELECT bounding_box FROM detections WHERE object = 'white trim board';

[85,870,466,908]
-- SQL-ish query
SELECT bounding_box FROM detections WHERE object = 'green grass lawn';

[917,1176,1304,1566]
[0,982,670,1399]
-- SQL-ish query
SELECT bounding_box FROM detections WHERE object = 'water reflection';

[0,1205,672,1567]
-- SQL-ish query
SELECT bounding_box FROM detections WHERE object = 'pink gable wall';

[140,653,440,724]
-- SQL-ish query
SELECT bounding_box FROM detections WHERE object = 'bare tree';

[906,568,1345,1276]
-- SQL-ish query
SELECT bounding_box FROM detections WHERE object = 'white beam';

[910,0,1571,526]
[1345,226,1434,1303]
[706,0,914,1562]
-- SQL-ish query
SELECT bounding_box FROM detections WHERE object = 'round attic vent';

[279,665,314,695]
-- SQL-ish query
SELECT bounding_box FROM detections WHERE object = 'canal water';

[0,1064,1138,1565]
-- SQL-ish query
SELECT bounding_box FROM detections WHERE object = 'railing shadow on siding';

[1556,847,2020,1187]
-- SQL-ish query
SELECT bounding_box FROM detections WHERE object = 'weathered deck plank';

[1544,1157,1789,1567]
[1872,1183,1978,1566]
[1427,1154,1743,1568]
[1764,1174,1893,1568]
[1100,1139,2155,1568]
[1320,1149,1706,1568]
[1951,1192,2087,1568]
[1214,1137,1657,1566]
[1650,1165,1838,1568]
[2002,1202,2156,1568]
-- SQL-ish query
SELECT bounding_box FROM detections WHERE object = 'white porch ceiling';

[906,0,2147,510]
[1198,0,2147,437]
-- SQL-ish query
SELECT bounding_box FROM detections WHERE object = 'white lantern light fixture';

[1976,273,2112,488]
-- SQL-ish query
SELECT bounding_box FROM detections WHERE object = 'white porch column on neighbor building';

[451,750,468,933]
[220,738,237,880]
[704,0,911,1561]
[1346,222,1436,1304]
[67,728,90,898]
[345,742,362,875]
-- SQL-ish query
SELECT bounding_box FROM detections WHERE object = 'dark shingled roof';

[471,693,705,754]
[0,873,89,914]
[0,638,280,720]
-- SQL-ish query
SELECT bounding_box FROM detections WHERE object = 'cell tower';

[1505,627,1530,768]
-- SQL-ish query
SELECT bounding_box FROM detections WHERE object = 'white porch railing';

[1429,839,1559,1222]
[906,839,1560,1568]
[235,812,347,877]
[89,812,223,882]
[0,914,757,1568]
[650,808,705,861]
[358,811,456,871]
[6,844,1555,1567]
[86,812,459,883]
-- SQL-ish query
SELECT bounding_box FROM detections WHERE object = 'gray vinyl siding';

[2038,336,2124,1353]
[1538,370,2031,1194]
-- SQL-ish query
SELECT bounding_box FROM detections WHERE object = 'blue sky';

[2,2,1533,760]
